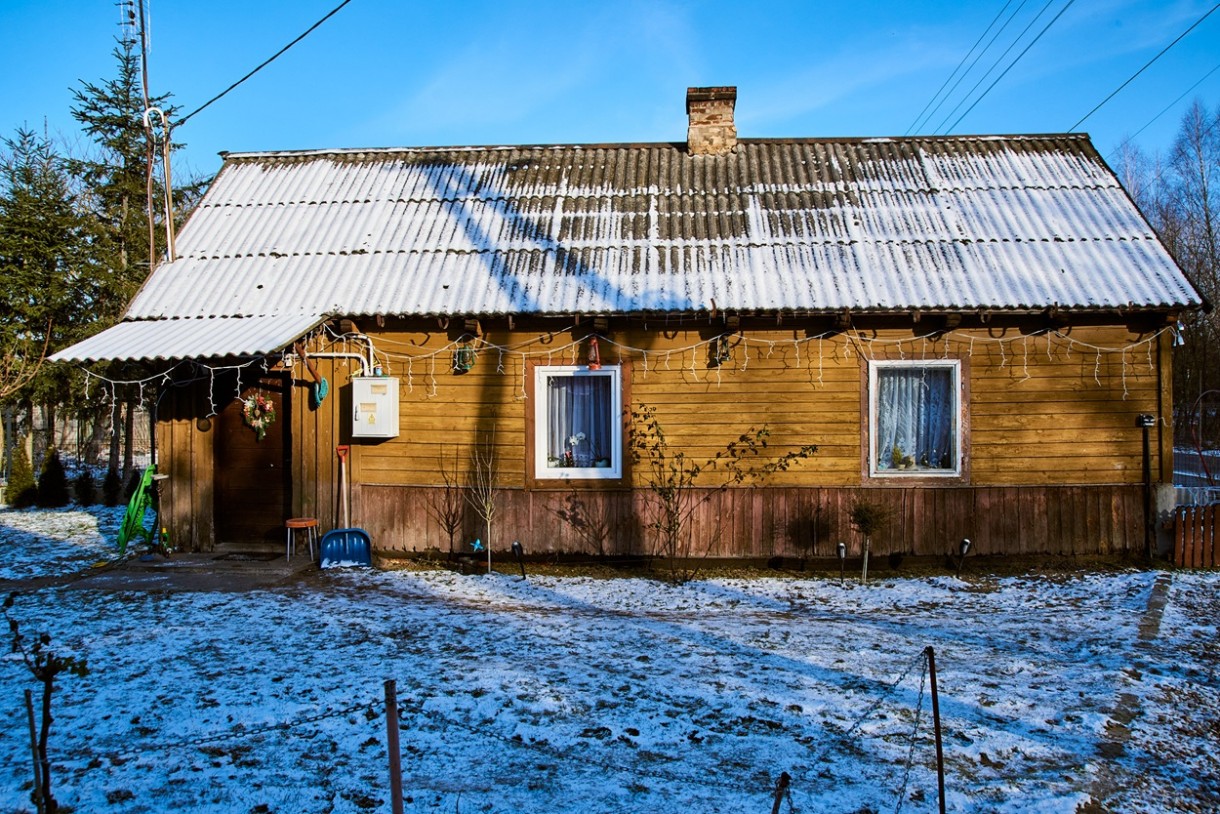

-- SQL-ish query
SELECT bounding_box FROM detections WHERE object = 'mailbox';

[352,377,400,439]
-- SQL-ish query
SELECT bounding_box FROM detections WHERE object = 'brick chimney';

[686,86,738,156]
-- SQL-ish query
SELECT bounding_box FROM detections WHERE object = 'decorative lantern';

[453,341,477,373]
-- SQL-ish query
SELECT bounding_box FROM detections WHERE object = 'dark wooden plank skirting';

[355,484,1144,560]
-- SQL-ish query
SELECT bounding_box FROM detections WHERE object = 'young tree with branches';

[629,403,817,581]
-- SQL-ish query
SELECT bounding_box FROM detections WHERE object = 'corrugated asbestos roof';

[61,134,1200,361]
[49,314,326,363]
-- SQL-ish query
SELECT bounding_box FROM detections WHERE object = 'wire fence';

[12,647,940,813]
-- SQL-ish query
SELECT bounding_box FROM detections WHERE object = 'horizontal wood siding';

[967,325,1162,485]
[155,316,1169,556]
[348,319,1163,492]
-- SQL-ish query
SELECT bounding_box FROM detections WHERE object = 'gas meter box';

[351,377,400,439]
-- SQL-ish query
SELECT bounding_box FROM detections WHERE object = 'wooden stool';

[285,517,319,561]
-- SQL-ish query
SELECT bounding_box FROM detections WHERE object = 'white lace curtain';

[875,367,955,471]
[546,375,613,467]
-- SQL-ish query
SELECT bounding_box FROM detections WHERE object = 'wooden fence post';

[385,679,404,814]
[1175,505,1220,569]
[769,771,790,814]
[25,690,44,814]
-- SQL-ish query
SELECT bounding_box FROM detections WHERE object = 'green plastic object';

[116,466,157,556]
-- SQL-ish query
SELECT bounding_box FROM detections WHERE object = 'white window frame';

[868,359,962,478]
[533,365,622,480]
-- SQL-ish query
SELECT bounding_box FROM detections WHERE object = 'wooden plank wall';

[347,319,1163,491]
[155,317,1168,556]
[157,379,215,551]
[1174,504,1219,568]
[359,483,1145,558]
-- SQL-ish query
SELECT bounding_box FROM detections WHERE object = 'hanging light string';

[71,324,1172,404]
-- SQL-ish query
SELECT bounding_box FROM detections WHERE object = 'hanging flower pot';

[242,394,277,441]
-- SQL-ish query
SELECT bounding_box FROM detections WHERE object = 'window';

[534,365,622,480]
[869,360,961,477]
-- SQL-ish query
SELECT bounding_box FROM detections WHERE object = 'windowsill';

[537,467,622,481]
[865,469,969,486]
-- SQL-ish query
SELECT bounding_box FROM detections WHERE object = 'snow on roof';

[125,135,1199,321]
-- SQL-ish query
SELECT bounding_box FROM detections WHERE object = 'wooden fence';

[1174,504,1220,568]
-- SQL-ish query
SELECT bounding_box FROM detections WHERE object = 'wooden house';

[53,87,1203,562]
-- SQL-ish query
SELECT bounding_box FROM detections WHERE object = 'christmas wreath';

[242,393,276,440]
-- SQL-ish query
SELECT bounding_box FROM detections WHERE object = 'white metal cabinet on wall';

[351,377,400,439]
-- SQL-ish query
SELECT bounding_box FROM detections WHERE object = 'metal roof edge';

[217,133,1093,162]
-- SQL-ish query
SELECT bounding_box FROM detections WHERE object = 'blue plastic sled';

[320,528,372,568]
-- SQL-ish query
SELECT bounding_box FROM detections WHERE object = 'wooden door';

[214,372,291,546]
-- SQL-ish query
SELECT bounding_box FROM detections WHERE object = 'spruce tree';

[0,129,91,404]
[36,448,70,508]
[69,41,169,318]
[101,470,123,507]
[68,39,203,473]
[6,442,37,508]
[73,468,98,506]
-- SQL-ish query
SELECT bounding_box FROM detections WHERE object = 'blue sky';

[2,0,1218,181]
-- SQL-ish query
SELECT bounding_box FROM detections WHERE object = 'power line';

[930,0,1055,135]
[1108,60,1220,156]
[906,0,1024,136]
[177,0,355,128]
[933,0,1064,134]
[944,0,1077,135]
[1070,3,1220,132]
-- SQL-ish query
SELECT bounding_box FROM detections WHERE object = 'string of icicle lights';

[371,325,1172,402]
[80,324,1174,415]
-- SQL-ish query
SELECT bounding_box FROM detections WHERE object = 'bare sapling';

[5,592,89,814]
[466,428,499,574]
[630,403,817,582]
[429,446,466,560]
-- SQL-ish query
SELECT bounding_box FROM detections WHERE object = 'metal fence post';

[925,647,945,814]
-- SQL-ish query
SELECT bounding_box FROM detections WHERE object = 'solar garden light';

[955,538,972,576]
[837,541,846,586]
[511,540,526,581]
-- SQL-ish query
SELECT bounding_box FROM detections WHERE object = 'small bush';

[101,470,123,507]
[74,469,98,506]
[7,444,37,508]
[36,449,71,508]
[850,500,891,538]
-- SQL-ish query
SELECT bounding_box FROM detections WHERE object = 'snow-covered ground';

[0,506,1217,813]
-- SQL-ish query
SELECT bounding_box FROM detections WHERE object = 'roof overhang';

[49,314,328,364]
